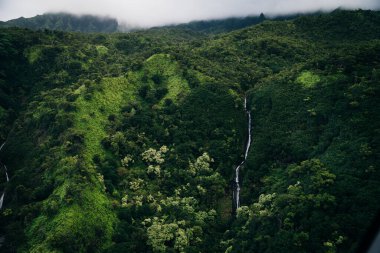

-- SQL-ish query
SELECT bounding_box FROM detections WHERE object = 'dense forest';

[0,9,379,253]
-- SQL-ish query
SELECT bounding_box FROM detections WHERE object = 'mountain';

[0,9,379,253]
[163,13,314,34]
[0,12,306,34]
[0,13,118,33]
[163,14,267,34]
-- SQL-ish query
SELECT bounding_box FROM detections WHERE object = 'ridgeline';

[0,9,379,253]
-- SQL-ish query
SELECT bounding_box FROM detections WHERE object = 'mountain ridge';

[1,11,321,34]
[0,12,119,33]
[0,9,379,253]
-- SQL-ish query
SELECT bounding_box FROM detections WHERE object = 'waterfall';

[0,165,8,210]
[4,166,9,182]
[0,193,4,210]
[233,97,252,210]
[0,142,8,210]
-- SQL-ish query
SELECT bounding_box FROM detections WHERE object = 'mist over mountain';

[1,0,380,27]
[0,12,271,33]
[0,8,379,253]
[0,13,118,33]
[0,12,309,34]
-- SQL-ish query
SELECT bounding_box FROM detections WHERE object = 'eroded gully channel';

[233,96,252,211]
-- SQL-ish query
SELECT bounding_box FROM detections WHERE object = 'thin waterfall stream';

[233,96,252,210]
[0,142,9,210]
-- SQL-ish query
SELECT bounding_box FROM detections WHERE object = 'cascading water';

[0,142,8,210]
[0,193,4,210]
[233,97,252,210]
[4,165,9,182]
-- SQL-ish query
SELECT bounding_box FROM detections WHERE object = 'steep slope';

[217,10,380,253]
[0,10,379,253]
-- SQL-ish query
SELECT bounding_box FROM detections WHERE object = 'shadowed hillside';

[0,9,379,253]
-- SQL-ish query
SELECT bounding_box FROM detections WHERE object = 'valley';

[0,9,379,253]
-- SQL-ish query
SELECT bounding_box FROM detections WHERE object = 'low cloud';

[1,0,379,27]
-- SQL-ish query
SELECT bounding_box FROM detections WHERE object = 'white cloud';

[0,0,379,27]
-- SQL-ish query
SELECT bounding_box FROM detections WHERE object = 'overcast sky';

[0,0,379,27]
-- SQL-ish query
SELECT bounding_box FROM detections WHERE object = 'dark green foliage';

[0,10,379,253]
[227,159,338,253]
